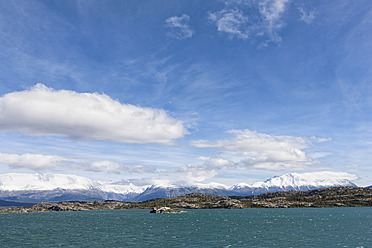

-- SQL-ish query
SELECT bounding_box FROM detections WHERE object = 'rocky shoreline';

[1,187,371,214]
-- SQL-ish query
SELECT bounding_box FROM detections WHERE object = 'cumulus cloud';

[298,7,316,24]
[0,84,187,145]
[114,177,174,187]
[209,0,290,43]
[86,160,121,173]
[123,178,159,186]
[165,14,193,40]
[0,152,155,174]
[0,153,72,171]
[191,129,326,171]
[179,164,218,183]
[197,156,234,168]
[177,157,234,183]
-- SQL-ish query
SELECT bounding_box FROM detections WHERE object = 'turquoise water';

[0,208,371,247]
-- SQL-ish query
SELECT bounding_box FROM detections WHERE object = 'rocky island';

[0,187,371,214]
[150,206,184,213]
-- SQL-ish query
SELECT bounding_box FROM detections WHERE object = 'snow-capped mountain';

[0,173,148,203]
[231,171,358,193]
[0,173,148,193]
[228,171,358,197]
[97,182,149,195]
[250,171,358,189]
[0,173,98,191]
[0,171,359,203]
[133,183,233,202]
[133,171,358,200]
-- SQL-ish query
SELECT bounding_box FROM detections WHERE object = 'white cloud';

[174,157,234,183]
[208,9,250,39]
[85,160,121,173]
[197,156,234,168]
[298,7,316,24]
[122,178,159,186]
[191,129,325,171]
[310,136,332,143]
[258,0,289,43]
[209,0,290,43]
[0,152,155,174]
[0,153,71,171]
[179,164,218,183]
[165,14,193,40]
[0,84,187,145]
[259,0,289,27]
[117,177,174,187]
[86,161,155,174]
[346,164,359,168]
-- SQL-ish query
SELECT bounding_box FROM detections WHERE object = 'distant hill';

[1,187,371,213]
[236,186,372,208]
[136,186,372,209]
[0,199,35,207]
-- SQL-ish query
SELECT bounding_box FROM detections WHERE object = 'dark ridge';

[0,199,35,207]
[1,187,371,213]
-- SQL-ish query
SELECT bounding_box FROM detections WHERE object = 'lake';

[0,208,371,247]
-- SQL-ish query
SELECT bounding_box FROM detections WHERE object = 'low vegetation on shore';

[1,187,371,213]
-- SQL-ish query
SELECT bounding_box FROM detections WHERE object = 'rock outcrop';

[150,206,182,213]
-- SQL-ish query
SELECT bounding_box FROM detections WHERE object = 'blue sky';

[0,0,371,186]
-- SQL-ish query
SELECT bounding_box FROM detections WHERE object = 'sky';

[0,0,371,186]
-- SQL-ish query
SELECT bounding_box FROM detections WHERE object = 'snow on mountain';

[98,182,148,194]
[0,171,361,202]
[230,183,251,190]
[249,171,358,189]
[0,173,98,191]
[0,173,146,203]
[132,184,233,202]
[135,171,359,201]
[0,173,149,194]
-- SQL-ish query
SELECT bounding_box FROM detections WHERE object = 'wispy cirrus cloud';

[208,8,250,39]
[0,84,187,145]
[258,0,289,42]
[165,14,193,40]
[298,7,316,24]
[209,0,290,43]
[191,129,329,172]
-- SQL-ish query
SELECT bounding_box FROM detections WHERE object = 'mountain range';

[0,171,360,204]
